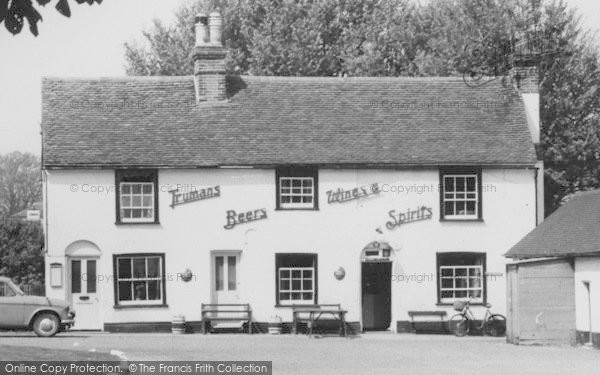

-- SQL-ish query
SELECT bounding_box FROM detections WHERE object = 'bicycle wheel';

[484,314,506,337]
[449,314,469,337]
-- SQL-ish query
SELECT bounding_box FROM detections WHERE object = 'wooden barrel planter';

[172,315,186,334]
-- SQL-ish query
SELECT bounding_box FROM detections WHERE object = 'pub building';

[42,13,543,333]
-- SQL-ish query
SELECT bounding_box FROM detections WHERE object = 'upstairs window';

[276,166,318,210]
[116,170,158,224]
[440,167,482,220]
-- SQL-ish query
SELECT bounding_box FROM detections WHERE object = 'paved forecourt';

[0,333,598,375]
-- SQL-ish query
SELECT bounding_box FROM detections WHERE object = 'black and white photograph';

[0,0,599,374]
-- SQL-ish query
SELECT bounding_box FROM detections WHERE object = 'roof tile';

[41,75,537,168]
[506,190,600,258]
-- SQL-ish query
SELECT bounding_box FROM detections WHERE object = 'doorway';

[361,261,392,331]
[211,252,241,304]
[69,257,102,330]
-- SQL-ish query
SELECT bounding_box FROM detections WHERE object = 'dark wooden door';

[362,262,392,330]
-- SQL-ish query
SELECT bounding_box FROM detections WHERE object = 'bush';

[0,219,44,286]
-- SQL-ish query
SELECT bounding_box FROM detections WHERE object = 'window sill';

[275,208,319,211]
[115,221,161,226]
[436,302,486,307]
[113,304,168,309]
[274,304,319,308]
[439,218,484,223]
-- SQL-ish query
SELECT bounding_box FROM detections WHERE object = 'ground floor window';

[275,253,317,305]
[113,253,166,306]
[437,252,485,304]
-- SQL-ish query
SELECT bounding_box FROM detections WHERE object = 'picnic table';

[292,304,348,338]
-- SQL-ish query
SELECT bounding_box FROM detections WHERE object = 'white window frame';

[119,182,155,223]
[278,266,315,305]
[439,265,483,303]
[442,174,478,219]
[279,177,315,209]
[116,256,163,306]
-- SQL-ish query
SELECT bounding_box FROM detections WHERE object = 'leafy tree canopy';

[0,220,44,286]
[0,152,43,288]
[0,0,102,36]
[0,152,42,217]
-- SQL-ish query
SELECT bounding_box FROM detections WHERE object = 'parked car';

[0,276,75,337]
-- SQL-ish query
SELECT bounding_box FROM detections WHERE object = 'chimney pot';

[209,12,223,46]
[192,11,227,103]
[195,13,209,47]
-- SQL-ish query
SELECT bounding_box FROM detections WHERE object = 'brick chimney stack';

[193,12,227,102]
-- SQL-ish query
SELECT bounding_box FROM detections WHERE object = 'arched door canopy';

[361,241,394,262]
[65,240,101,257]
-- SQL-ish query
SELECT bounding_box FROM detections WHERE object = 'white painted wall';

[44,167,536,329]
[574,257,600,334]
[522,93,540,145]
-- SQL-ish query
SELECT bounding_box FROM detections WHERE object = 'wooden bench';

[407,311,447,333]
[201,303,252,334]
[292,304,345,336]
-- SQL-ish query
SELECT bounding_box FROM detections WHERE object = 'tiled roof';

[506,190,600,259]
[41,76,537,168]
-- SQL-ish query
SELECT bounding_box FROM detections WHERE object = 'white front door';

[70,258,102,330]
[212,253,240,304]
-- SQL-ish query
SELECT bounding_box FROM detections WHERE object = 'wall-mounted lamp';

[179,268,194,282]
[334,267,346,281]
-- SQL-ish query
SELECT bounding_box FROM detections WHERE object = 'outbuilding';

[506,190,600,347]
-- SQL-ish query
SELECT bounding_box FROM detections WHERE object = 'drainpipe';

[43,170,49,255]
[533,167,538,226]
[583,281,593,347]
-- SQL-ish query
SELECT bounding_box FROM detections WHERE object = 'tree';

[124,0,529,77]
[125,0,420,77]
[125,0,600,215]
[0,0,102,36]
[414,0,600,213]
[125,0,231,76]
[0,220,44,287]
[538,2,600,213]
[0,152,42,217]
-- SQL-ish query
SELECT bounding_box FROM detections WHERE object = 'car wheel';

[33,313,60,337]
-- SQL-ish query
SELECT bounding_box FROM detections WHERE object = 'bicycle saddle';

[485,303,492,308]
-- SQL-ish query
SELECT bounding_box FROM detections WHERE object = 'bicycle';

[449,297,506,337]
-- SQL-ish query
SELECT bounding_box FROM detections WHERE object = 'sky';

[0,0,598,156]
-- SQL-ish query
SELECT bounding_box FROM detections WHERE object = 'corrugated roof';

[41,75,537,168]
[506,190,600,259]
